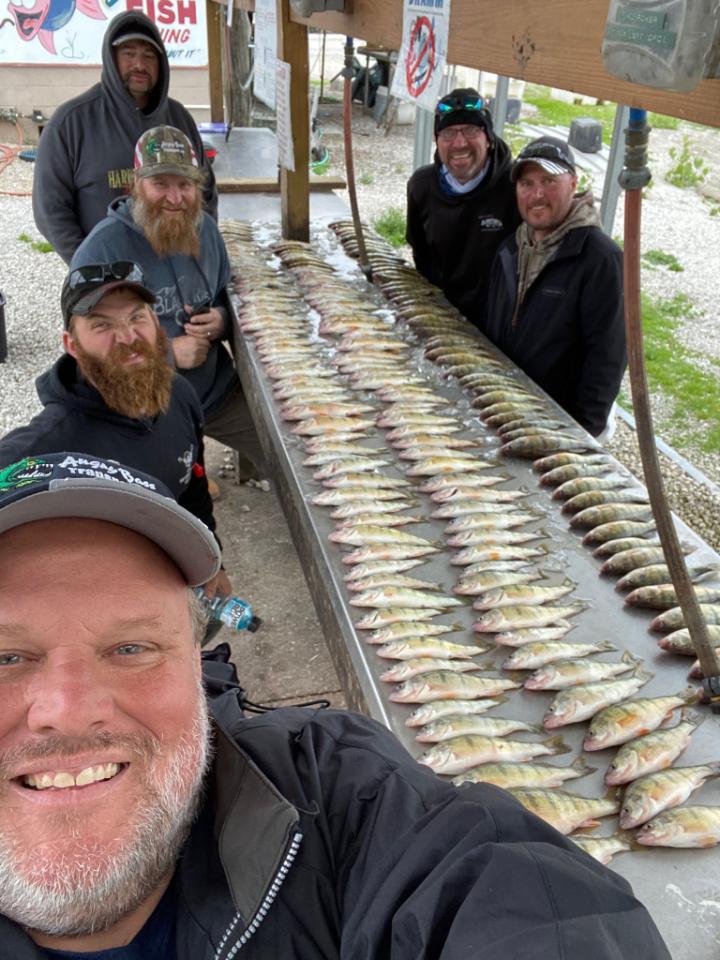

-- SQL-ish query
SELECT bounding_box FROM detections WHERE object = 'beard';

[74,326,174,420]
[132,187,203,258]
[0,679,212,937]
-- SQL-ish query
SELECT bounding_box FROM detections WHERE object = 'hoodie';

[406,138,520,327]
[32,11,218,264]
[70,196,236,416]
[0,353,217,535]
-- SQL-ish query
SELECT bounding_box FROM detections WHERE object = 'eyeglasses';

[436,93,485,115]
[517,142,571,163]
[67,261,145,291]
[437,125,486,142]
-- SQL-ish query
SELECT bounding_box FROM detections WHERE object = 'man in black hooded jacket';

[406,88,519,327]
[32,11,217,264]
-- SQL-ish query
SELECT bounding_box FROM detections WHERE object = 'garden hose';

[621,107,720,709]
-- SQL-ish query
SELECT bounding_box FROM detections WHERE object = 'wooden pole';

[278,0,310,240]
[206,0,225,124]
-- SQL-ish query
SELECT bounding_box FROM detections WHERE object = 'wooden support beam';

[218,175,347,192]
[206,0,225,124]
[278,0,310,240]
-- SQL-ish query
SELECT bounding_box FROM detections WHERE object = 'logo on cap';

[0,457,54,492]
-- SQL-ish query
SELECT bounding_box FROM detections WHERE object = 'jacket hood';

[37,353,155,432]
[433,136,514,200]
[101,12,170,116]
[108,194,146,236]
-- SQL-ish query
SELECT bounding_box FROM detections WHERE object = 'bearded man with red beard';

[70,125,264,484]
[0,263,231,600]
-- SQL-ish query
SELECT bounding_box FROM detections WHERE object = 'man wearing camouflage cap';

[33,11,217,265]
[70,126,264,481]
[406,88,519,327]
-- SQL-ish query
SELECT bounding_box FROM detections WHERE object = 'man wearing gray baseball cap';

[0,455,669,957]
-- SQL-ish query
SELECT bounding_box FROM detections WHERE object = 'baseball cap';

[61,261,156,329]
[112,29,163,56]
[434,88,494,142]
[0,454,221,587]
[134,126,201,181]
[512,136,577,181]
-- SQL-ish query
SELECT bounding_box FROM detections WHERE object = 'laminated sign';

[391,0,451,111]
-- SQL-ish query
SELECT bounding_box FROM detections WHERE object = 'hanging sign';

[0,1,207,66]
[275,59,294,172]
[253,0,276,110]
[391,0,450,111]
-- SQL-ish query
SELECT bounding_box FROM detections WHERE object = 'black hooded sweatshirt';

[406,139,520,328]
[32,11,217,264]
[0,353,216,535]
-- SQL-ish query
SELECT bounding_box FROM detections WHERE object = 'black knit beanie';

[434,88,494,143]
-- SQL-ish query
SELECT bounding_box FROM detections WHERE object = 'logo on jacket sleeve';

[476,215,504,231]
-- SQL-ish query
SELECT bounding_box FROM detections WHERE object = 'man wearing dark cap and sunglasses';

[406,88,519,326]
[484,136,626,439]
[32,11,217,265]
[0,262,230,601]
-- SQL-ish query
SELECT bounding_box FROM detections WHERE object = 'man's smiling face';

[0,518,209,940]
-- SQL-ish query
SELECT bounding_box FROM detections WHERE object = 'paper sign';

[391,0,451,111]
[253,0,277,110]
[275,59,294,172]
[0,0,208,66]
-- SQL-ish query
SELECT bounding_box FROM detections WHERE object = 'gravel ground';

[2,107,719,548]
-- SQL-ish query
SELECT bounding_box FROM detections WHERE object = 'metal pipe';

[620,107,720,708]
[342,36,372,278]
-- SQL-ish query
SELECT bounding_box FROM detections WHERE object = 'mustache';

[0,733,158,778]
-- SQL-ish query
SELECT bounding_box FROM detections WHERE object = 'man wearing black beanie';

[406,88,519,328]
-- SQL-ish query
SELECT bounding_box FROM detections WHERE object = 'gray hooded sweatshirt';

[32,11,217,264]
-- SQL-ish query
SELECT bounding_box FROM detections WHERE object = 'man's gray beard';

[0,683,212,938]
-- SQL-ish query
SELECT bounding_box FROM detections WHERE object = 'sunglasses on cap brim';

[67,261,145,290]
[517,142,572,164]
[436,94,485,114]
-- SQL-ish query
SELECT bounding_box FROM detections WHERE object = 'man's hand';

[183,305,226,343]
[171,334,211,369]
[202,568,232,600]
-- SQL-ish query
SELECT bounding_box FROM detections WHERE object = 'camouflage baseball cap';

[134,125,202,180]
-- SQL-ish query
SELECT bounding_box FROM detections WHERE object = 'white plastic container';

[602,0,720,93]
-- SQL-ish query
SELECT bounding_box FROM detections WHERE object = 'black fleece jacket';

[406,140,520,326]
[0,353,216,534]
[32,11,217,264]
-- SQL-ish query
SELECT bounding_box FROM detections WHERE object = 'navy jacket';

[484,226,626,436]
[0,353,216,535]
[406,141,520,326]
[0,653,670,958]
[32,11,217,264]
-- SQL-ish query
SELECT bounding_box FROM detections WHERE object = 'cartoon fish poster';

[0,0,208,65]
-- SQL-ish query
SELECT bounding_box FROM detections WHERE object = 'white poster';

[391,0,451,111]
[253,0,276,111]
[0,1,208,66]
[275,58,294,172]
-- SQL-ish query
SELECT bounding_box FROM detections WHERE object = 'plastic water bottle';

[194,588,261,632]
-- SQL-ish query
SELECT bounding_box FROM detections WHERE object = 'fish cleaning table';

[226,223,720,958]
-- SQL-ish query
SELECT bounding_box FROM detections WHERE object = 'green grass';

[359,172,374,186]
[18,232,54,254]
[640,293,720,452]
[642,249,683,272]
[373,206,406,248]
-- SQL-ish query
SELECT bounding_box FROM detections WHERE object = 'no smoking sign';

[405,15,437,98]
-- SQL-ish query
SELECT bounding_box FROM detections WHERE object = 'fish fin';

[545,735,571,755]
[634,669,654,683]
[76,0,108,20]
[620,650,642,665]
[680,686,702,706]
[555,619,571,628]
[570,756,596,777]
[597,639,617,652]
[604,785,621,805]
[682,709,705,729]
[38,30,56,55]
[537,568,552,580]
[705,760,720,776]
[527,723,545,733]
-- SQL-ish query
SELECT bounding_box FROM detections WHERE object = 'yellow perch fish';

[405,697,505,727]
[544,671,653,728]
[583,689,700,750]
[331,501,417,518]
[492,626,576,646]
[312,457,390,478]
[406,458,493,477]
[503,638,616,670]
[314,488,412,505]
[571,832,634,865]
[455,570,544,595]
[418,734,569,775]
[453,756,594,789]
[354,607,443,629]
[473,581,575,609]
[343,559,427,581]
[292,417,376,435]
[342,543,439,564]
[524,651,640,689]
[379,659,480,682]
[605,713,703,785]
[389,671,521,703]
[346,574,443,593]
[376,638,489,660]
[330,526,435,547]
[350,587,462,609]
[452,546,547,567]
[322,473,411,489]
[337,514,425,530]
[509,788,619,834]
[636,805,720,847]
[620,763,720,828]
[416,715,543,742]
[444,512,538,532]
[474,604,584,632]
[365,622,459,644]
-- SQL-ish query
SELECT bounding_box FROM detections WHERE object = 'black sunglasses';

[518,142,570,163]
[436,93,485,115]
[67,261,145,290]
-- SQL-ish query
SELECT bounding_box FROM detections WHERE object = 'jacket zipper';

[214,831,303,959]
